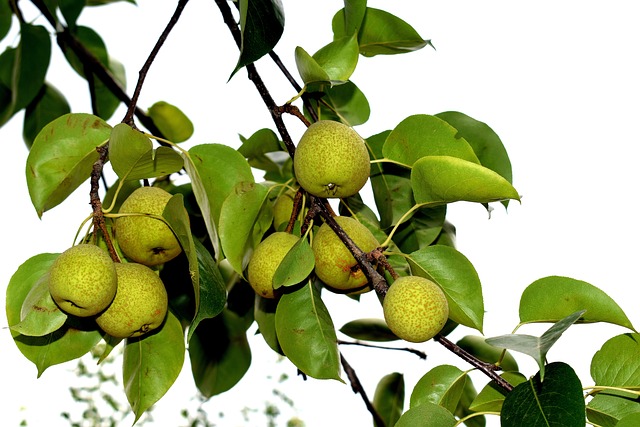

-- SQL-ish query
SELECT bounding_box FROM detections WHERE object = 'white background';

[1,1,640,426]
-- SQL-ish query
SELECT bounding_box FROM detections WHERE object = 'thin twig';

[338,340,427,360]
[90,146,119,262]
[340,353,386,427]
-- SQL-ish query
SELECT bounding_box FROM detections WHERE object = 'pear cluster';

[48,243,168,338]
[293,120,370,199]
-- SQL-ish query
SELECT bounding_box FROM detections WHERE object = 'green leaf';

[591,333,640,387]
[0,0,12,42]
[219,181,270,275]
[26,113,112,217]
[272,237,315,289]
[312,34,359,83]
[59,0,85,28]
[469,372,527,412]
[275,281,342,381]
[295,46,331,86]
[255,297,282,354]
[501,362,585,427]
[407,245,484,332]
[410,365,467,413]
[373,372,405,427]
[333,7,430,57]
[187,239,227,343]
[519,276,635,331]
[12,23,51,114]
[148,101,194,143]
[10,272,67,337]
[339,317,398,342]
[455,377,485,427]
[411,156,521,206]
[238,128,283,172]
[232,0,284,78]
[486,310,585,379]
[184,144,255,259]
[305,80,370,126]
[23,83,71,148]
[189,309,252,398]
[587,392,640,427]
[6,253,102,376]
[332,0,366,36]
[395,402,457,427]
[109,123,183,181]
[617,412,640,427]
[456,335,519,372]
[123,310,185,424]
[392,206,447,253]
[383,114,480,167]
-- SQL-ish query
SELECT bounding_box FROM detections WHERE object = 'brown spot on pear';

[48,244,117,317]
[383,276,449,343]
[96,262,168,338]
[312,216,379,292]
[293,121,370,198]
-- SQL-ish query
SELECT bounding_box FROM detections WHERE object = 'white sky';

[2,1,640,426]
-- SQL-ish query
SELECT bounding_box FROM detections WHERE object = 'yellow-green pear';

[312,216,379,292]
[48,244,117,317]
[273,189,296,231]
[116,186,182,266]
[293,120,370,198]
[383,276,449,343]
[96,262,168,338]
[247,232,300,299]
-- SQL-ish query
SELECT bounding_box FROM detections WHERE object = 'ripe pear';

[96,262,168,338]
[116,186,182,266]
[312,216,379,292]
[48,244,117,317]
[383,276,449,343]
[247,232,300,299]
[273,189,298,231]
[293,120,370,198]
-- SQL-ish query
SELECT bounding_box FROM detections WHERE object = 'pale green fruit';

[383,276,449,343]
[48,244,117,317]
[96,262,168,338]
[273,189,296,231]
[293,120,370,198]
[247,232,300,299]
[116,186,182,266]
[312,216,379,291]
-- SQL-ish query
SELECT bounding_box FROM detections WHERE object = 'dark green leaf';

[12,23,51,114]
[123,311,185,424]
[392,206,446,253]
[0,0,12,42]
[189,309,252,398]
[26,113,112,217]
[501,362,585,427]
[339,317,398,342]
[519,276,635,331]
[59,0,85,28]
[455,377,485,427]
[23,83,71,148]
[410,365,467,413]
[411,156,521,206]
[255,296,282,354]
[486,310,585,379]
[374,372,404,427]
[383,114,480,167]
[6,253,102,376]
[275,281,342,380]
[232,0,284,78]
[407,245,484,332]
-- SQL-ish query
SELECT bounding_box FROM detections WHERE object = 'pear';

[312,216,379,292]
[273,189,296,231]
[116,186,182,266]
[96,262,168,338]
[293,120,370,198]
[247,232,300,299]
[48,244,117,317]
[383,276,449,343]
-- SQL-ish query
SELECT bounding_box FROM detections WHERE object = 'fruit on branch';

[273,189,296,231]
[312,216,379,291]
[383,276,449,343]
[116,186,182,266]
[95,262,168,338]
[48,244,117,317]
[247,231,301,299]
[293,120,370,198]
